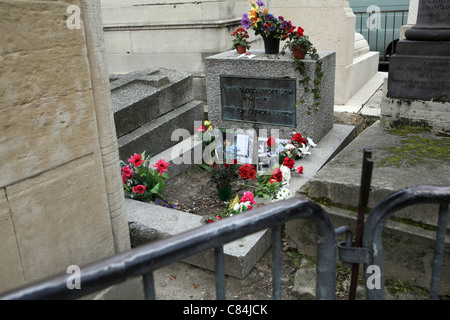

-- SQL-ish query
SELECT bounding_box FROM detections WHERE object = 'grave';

[109,67,204,164]
[205,50,336,143]
[381,0,450,133]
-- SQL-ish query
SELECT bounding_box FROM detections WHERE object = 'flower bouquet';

[121,151,171,202]
[209,160,239,200]
[231,27,251,53]
[241,0,294,54]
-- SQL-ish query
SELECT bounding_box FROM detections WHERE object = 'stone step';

[286,202,450,295]
[117,99,204,162]
[110,67,194,138]
[306,121,450,228]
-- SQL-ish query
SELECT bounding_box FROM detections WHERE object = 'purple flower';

[241,13,252,29]
[256,0,265,6]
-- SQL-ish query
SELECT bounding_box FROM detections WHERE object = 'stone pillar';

[0,0,130,294]
[387,0,450,101]
[270,0,379,105]
[381,0,450,132]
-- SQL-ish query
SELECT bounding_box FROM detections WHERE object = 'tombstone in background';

[205,50,336,145]
[381,0,450,132]
[110,67,204,162]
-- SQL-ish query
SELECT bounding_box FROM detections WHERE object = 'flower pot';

[216,185,232,201]
[262,36,280,54]
[236,45,247,54]
[292,45,307,60]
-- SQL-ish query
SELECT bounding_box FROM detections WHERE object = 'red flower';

[295,166,304,174]
[153,159,171,176]
[128,153,143,167]
[292,132,307,145]
[122,165,133,179]
[267,137,276,148]
[269,178,277,184]
[271,168,283,182]
[132,185,146,194]
[297,27,304,37]
[283,157,295,169]
[239,164,256,180]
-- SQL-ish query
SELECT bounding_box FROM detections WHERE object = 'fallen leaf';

[169,275,177,280]
[192,283,199,289]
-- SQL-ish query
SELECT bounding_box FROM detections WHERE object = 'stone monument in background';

[381,0,450,132]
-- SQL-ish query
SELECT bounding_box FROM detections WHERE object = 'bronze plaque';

[221,76,296,127]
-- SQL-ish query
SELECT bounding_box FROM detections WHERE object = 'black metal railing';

[354,10,409,63]
[0,198,338,300]
[1,185,448,300]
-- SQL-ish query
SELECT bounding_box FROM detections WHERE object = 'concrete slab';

[334,71,387,116]
[307,121,450,228]
[125,123,356,278]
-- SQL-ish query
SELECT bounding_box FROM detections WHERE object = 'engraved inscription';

[221,76,296,127]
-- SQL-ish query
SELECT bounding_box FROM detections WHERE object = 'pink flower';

[196,125,206,133]
[240,191,256,204]
[128,153,143,167]
[295,166,304,174]
[153,159,171,176]
[122,165,133,179]
[132,185,146,194]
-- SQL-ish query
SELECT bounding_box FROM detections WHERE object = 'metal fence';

[354,10,409,63]
[1,185,448,300]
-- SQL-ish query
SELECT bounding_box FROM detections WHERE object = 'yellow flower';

[204,120,211,126]
[229,194,240,210]
[248,7,260,26]
[207,126,213,130]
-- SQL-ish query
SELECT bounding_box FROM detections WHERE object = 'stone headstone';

[205,50,336,143]
[382,0,450,132]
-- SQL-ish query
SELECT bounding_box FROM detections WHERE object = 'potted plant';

[210,161,239,201]
[282,26,314,60]
[231,27,250,54]
[241,0,293,54]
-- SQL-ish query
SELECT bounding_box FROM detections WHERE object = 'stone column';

[387,0,450,101]
[381,0,450,131]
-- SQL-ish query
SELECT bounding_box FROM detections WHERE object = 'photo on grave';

[257,137,290,174]
[214,128,257,164]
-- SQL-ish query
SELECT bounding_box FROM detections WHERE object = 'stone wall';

[0,0,130,294]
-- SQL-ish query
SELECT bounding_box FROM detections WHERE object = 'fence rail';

[354,9,409,63]
[1,185,448,300]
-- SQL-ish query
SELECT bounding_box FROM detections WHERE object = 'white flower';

[274,187,292,201]
[284,143,295,150]
[233,203,241,211]
[307,137,317,147]
[279,165,291,182]
[299,143,311,157]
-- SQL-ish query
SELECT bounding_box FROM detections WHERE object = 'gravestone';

[205,50,336,144]
[381,0,450,132]
[110,67,204,162]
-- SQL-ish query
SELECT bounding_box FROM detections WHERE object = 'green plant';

[231,27,251,50]
[209,161,239,189]
[281,27,323,112]
[121,151,171,202]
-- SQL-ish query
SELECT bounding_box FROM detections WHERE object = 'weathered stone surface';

[6,155,116,283]
[205,50,336,142]
[110,68,194,137]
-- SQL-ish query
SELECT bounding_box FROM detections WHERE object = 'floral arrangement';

[121,151,171,202]
[241,0,294,40]
[205,191,258,223]
[231,27,251,50]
